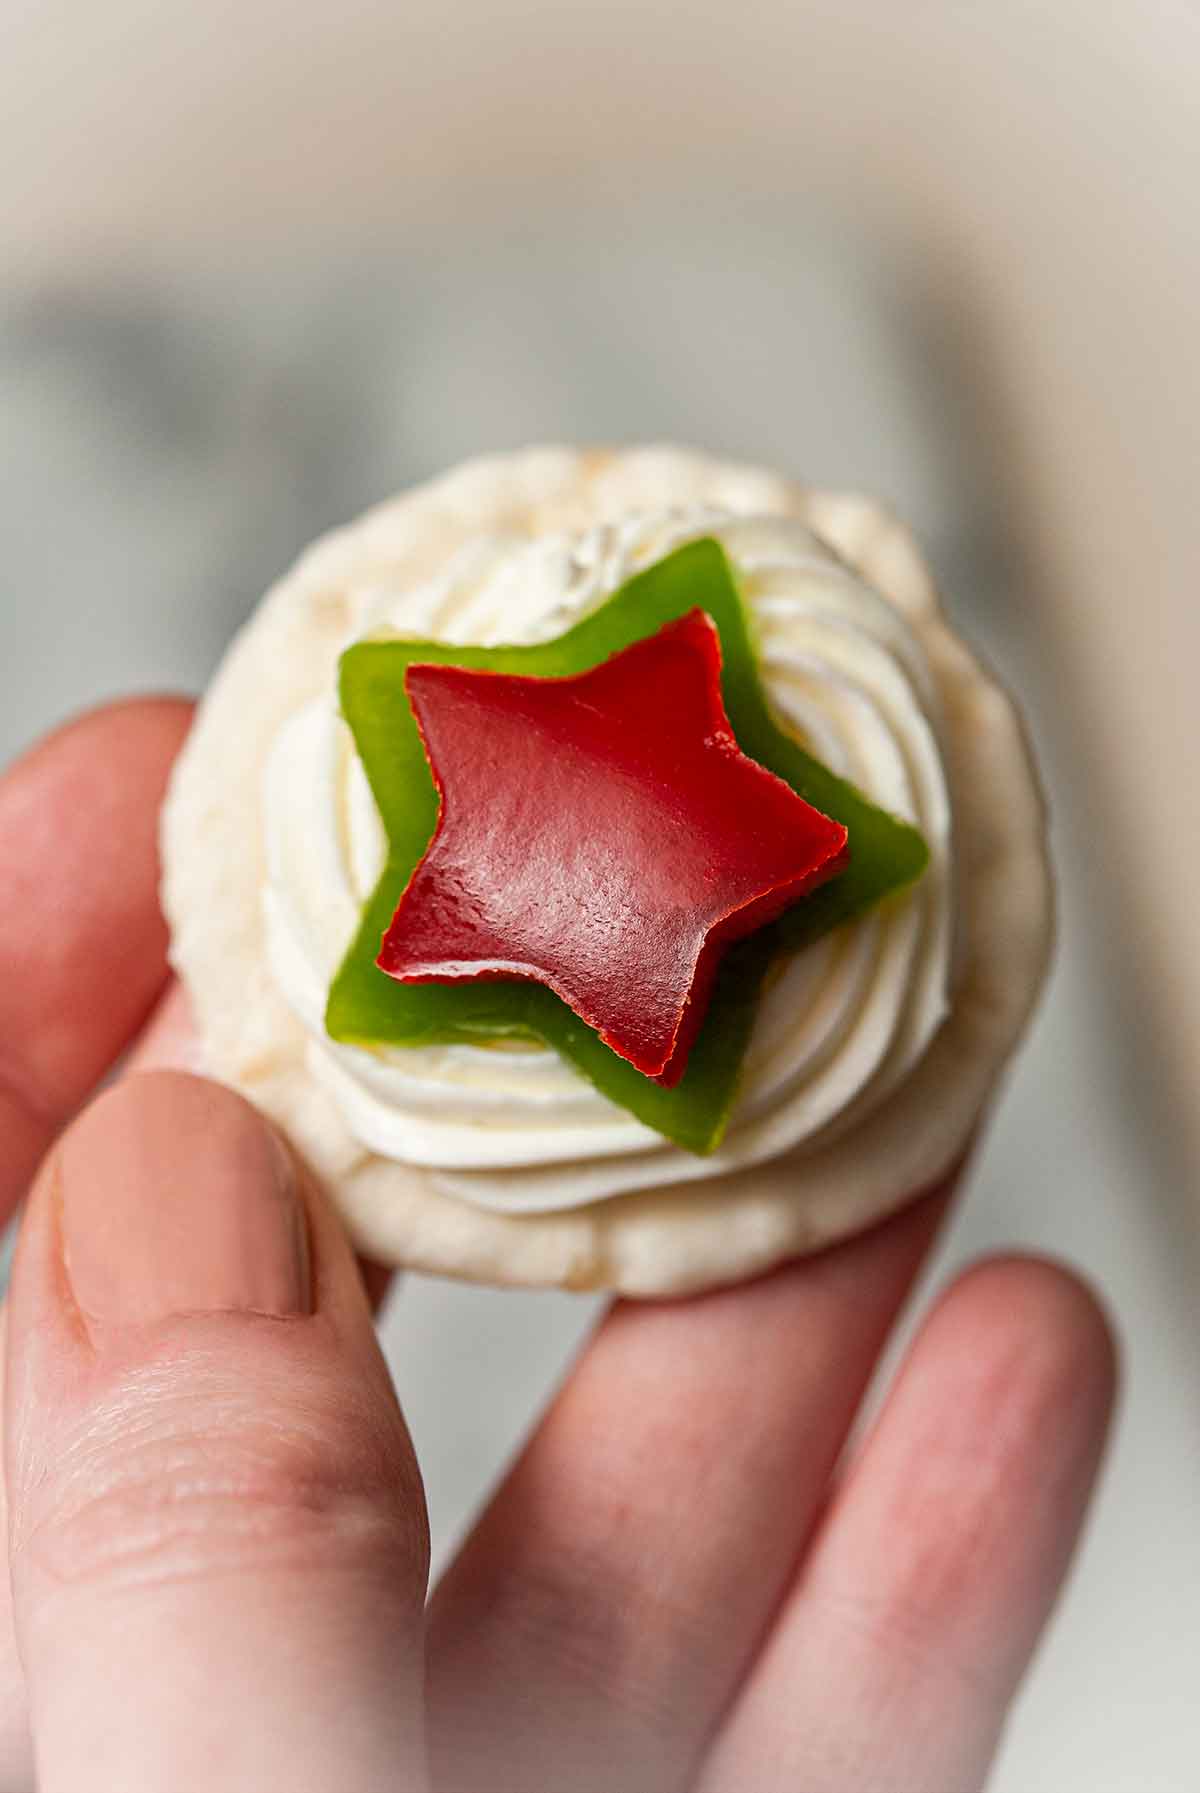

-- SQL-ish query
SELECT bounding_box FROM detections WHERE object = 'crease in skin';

[13,1339,426,1597]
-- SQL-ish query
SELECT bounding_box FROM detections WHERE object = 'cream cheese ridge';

[162,447,1052,1294]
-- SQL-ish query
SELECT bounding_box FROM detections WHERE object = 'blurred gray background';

[3,4,1199,1788]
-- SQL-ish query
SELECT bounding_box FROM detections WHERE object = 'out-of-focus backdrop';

[3,5,1198,1787]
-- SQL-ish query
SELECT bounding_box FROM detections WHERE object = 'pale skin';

[0,699,1116,1793]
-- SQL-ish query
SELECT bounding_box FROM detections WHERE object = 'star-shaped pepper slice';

[377,610,850,1086]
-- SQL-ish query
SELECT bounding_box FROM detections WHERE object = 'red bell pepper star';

[377,609,850,1086]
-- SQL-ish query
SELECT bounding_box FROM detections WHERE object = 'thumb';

[6,1072,430,1793]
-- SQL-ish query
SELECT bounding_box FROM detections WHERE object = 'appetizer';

[163,447,1051,1293]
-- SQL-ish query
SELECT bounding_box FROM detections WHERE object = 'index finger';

[0,697,193,1215]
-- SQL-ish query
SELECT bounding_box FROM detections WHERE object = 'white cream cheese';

[260,509,954,1215]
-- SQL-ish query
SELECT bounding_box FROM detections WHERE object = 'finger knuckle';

[16,1345,427,1601]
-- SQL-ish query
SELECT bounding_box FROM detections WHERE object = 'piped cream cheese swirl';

[261,510,954,1215]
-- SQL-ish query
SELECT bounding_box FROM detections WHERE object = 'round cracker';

[162,446,1052,1294]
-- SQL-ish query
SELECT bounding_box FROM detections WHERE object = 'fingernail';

[58,1073,310,1330]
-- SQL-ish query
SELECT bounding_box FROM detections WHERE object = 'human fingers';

[427,1181,954,1793]
[121,979,205,1078]
[7,1072,431,1793]
[0,699,193,1786]
[697,1256,1117,1793]
[0,699,193,1216]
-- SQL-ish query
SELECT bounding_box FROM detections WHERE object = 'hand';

[0,702,1116,1793]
